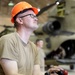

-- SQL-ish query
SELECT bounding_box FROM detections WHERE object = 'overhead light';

[38,8,40,12]
[8,1,14,6]
[56,2,60,5]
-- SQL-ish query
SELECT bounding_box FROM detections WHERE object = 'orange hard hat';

[11,1,38,23]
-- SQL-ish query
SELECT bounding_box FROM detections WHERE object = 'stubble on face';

[22,10,39,31]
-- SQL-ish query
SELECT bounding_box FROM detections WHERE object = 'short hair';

[35,39,43,44]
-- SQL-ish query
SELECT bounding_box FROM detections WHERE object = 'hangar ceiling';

[0,0,55,25]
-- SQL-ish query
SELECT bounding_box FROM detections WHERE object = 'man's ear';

[16,17,23,24]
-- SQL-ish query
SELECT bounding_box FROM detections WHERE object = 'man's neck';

[17,30,32,44]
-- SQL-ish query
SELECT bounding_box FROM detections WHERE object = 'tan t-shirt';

[38,47,45,72]
[0,32,39,75]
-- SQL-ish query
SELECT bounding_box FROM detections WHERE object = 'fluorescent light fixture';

[8,1,14,6]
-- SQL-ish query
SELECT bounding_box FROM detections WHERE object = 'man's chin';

[34,26,39,30]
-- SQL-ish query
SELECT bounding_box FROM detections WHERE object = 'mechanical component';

[43,20,61,34]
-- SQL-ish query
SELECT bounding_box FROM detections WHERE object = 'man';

[35,39,45,72]
[0,1,68,75]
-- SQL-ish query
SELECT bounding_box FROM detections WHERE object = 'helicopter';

[32,0,75,67]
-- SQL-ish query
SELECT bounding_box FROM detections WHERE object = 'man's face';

[37,40,44,48]
[18,10,39,31]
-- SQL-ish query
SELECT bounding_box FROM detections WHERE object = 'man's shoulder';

[0,32,17,41]
[29,41,35,45]
[29,41,37,51]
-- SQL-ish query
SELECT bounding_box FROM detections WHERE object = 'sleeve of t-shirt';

[0,37,18,62]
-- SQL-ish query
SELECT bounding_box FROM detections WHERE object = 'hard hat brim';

[11,7,38,23]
